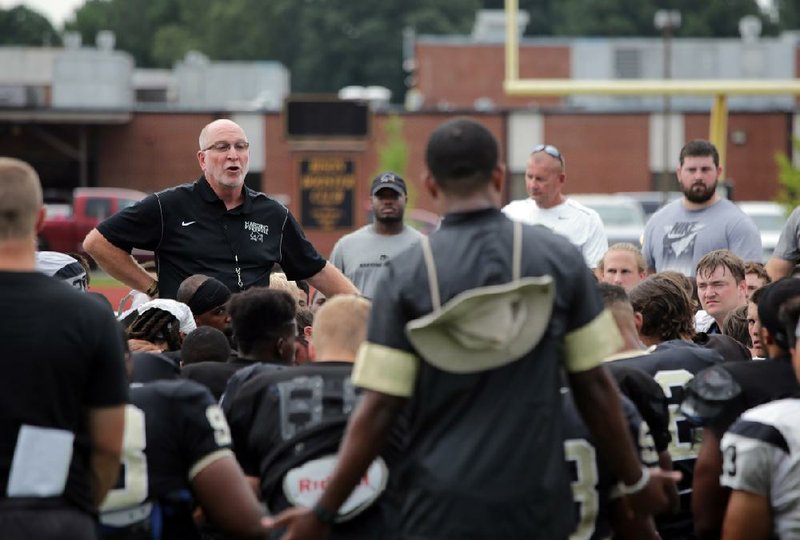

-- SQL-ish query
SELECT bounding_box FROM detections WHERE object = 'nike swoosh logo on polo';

[181,221,196,226]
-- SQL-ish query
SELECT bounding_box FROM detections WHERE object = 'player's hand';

[127,338,164,353]
[263,506,330,540]
[626,468,682,517]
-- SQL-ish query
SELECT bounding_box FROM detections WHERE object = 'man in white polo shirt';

[502,144,608,268]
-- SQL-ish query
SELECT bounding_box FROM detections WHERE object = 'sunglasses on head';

[532,144,563,164]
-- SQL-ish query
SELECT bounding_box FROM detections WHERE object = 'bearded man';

[641,140,761,276]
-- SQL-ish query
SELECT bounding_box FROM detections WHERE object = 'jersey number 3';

[102,405,148,511]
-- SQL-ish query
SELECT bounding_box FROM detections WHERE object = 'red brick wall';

[96,113,213,192]
[543,114,652,193]
[263,112,506,257]
[415,43,568,109]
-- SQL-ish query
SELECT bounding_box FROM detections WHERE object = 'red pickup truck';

[39,187,148,256]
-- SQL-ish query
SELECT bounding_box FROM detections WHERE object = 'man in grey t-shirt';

[330,172,423,298]
[642,140,761,276]
[766,205,800,280]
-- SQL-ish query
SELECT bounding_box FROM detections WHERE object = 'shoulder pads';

[680,365,742,427]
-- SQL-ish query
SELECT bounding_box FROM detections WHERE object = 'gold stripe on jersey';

[564,309,623,373]
[188,449,235,481]
[352,342,419,397]
[603,349,649,363]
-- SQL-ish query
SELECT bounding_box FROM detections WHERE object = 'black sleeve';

[277,210,326,281]
[608,363,672,453]
[96,193,163,252]
[225,374,271,477]
[86,300,129,407]
[173,380,234,476]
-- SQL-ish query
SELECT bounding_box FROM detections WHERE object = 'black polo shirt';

[97,177,326,299]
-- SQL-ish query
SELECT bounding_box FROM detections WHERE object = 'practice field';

[89,273,130,313]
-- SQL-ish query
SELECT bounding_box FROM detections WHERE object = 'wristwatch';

[144,280,159,297]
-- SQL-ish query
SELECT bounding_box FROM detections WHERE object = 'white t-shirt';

[502,198,608,268]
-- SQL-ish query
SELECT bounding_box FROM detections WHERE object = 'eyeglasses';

[532,144,563,164]
[203,141,250,153]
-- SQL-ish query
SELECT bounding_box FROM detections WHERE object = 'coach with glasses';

[84,119,357,300]
[502,144,608,269]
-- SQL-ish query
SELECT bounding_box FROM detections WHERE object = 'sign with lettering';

[299,157,356,231]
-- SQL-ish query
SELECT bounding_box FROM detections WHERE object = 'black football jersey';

[611,340,723,539]
[219,361,285,415]
[561,389,657,540]
[226,362,394,540]
[99,379,234,540]
[607,363,671,453]
[226,363,356,488]
[703,356,800,438]
[181,358,255,400]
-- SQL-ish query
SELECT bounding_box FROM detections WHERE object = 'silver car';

[737,201,788,262]
[569,194,647,247]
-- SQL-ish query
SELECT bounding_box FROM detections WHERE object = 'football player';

[99,337,266,539]
[611,275,724,538]
[717,294,800,538]
[562,386,660,540]
[682,278,800,539]
[225,295,394,538]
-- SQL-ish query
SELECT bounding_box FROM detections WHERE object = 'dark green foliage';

[4,0,793,101]
[0,6,60,46]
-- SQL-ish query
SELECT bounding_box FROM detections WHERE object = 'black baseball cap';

[371,172,407,196]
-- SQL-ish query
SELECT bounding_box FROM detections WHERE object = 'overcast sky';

[0,0,84,27]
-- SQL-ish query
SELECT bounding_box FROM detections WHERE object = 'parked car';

[737,201,788,262]
[569,194,647,247]
[616,191,682,220]
[39,187,150,261]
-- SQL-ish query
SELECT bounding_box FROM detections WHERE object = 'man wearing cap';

[83,118,357,300]
[268,118,677,540]
[501,144,608,269]
[329,172,422,299]
[682,278,800,539]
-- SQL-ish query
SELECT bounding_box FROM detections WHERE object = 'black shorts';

[0,499,96,540]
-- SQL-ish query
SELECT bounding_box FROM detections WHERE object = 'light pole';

[654,10,681,200]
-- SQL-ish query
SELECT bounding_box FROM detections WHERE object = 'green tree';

[68,0,480,99]
[0,6,60,46]
[375,115,413,206]
[548,0,773,37]
[776,137,800,214]
[282,0,480,100]
[482,0,781,37]
[67,0,188,67]
[553,0,660,36]
[774,0,800,31]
